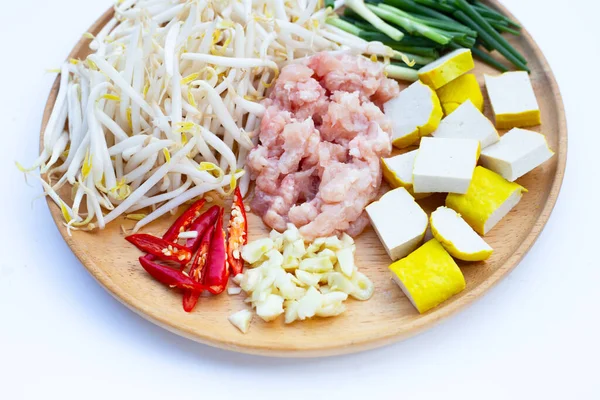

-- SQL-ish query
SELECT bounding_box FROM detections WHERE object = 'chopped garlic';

[326,272,355,294]
[227,286,242,295]
[351,272,375,301]
[295,270,322,287]
[335,247,355,277]
[237,225,374,324]
[228,310,253,334]
[299,257,334,273]
[241,238,274,264]
[256,294,285,322]
[177,231,198,239]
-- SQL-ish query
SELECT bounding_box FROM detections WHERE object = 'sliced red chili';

[138,256,205,292]
[182,225,215,312]
[185,205,220,252]
[162,198,206,241]
[202,208,228,295]
[227,187,248,276]
[142,198,206,263]
[127,234,192,265]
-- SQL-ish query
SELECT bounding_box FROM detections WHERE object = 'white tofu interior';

[412,137,480,194]
[484,189,523,234]
[418,48,470,73]
[366,188,428,261]
[391,273,419,310]
[480,128,554,181]
[485,71,540,115]
[432,100,499,148]
[383,150,418,185]
[431,207,492,254]
[384,81,434,142]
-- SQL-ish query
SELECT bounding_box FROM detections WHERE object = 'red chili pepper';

[227,187,248,276]
[142,198,206,263]
[202,208,228,295]
[138,256,205,292]
[182,225,215,312]
[185,205,220,251]
[127,234,192,265]
[163,198,206,241]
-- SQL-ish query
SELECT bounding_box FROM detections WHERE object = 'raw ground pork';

[247,52,399,239]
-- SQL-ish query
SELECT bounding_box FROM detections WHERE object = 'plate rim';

[40,1,567,357]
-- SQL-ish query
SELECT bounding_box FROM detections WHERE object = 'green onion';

[358,29,439,48]
[367,4,452,45]
[385,64,419,81]
[389,44,440,57]
[383,0,456,22]
[412,0,455,13]
[472,1,521,29]
[392,50,436,65]
[392,61,424,70]
[346,0,405,40]
[326,16,362,36]
[452,0,526,65]
[471,46,509,72]
[452,9,529,71]
[490,21,521,36]
[377,4,477,37]
[409,13,477,36]
[340,15,382,32]
[450,33,476,48]
[325,0,336,9]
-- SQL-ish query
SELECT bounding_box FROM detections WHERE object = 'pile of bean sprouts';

[24,0,394,233]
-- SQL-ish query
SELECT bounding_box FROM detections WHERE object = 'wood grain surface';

[40,1,567,357]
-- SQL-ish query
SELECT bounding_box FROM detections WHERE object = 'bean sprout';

[25,0,394,231]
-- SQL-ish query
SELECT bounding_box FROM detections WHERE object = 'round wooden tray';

[41,2,567,357]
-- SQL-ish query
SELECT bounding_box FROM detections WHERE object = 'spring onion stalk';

[409,14,476,36]
[470,46,509,73]
[377,4,475,37]
[358,30,438,48]
[472,1,521,29]
[392,50,435,65]
[25,0,399,231]
[345,0,405,40]
[367,4,452,45]
[328,18,437,60]
[411,0,454,12]
[341,14,383,32]
[452,0,526,65]
[383,0,456,22]
[490,21,520,36]
[452,10,529,71]
[385,64,419,81]
[327,16,363,36]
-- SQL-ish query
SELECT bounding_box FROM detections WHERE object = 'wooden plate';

[41,2,567,357]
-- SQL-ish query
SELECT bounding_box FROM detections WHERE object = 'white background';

[0,1,597,399]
